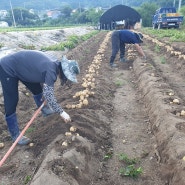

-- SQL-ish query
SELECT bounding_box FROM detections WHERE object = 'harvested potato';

[173,99,180,104]
[62,141,68,146]
[29,143,34,147]
[65,132,72,136]
[0,142,4,149]
[70,126,77,132]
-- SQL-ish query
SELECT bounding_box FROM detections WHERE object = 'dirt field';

[1,27,185,185]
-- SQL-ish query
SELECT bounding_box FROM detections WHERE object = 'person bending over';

[110,30,146,67]
[0,50,80,145]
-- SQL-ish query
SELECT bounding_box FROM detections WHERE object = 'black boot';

[6,113,30,145]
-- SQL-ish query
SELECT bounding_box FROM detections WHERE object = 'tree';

[136,2,159,27]
[86,8,103,25]
[60,6,72,18]
[7,8,40,26]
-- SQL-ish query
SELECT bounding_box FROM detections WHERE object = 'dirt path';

[1,28,185,185]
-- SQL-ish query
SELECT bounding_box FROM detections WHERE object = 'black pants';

[110,31,125,64]
[0,65,42,116]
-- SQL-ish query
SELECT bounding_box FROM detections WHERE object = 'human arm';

[43,84,71,123]
[134,43,146,59]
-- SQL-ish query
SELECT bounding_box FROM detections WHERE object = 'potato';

[29,143,34,147]
[0,142,4,149]
[62,141,68,146]
[83,99,88,105]
[180,110,185,116]
[65,132,72,136]
[173,99,180,104]
[70,126,77,132]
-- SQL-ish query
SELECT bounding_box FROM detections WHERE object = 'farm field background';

[0,26,185,185]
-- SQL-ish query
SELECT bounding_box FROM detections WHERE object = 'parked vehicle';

[152,7,183,29]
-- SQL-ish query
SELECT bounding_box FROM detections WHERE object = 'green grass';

[142,27,185,42]
[41,30,99,51]
[0,25,85,33]
[154,44,160,53]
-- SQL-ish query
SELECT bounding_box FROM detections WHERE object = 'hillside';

[0,0,174,10]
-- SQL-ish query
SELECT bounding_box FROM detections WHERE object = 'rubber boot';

[33,93,55,117]
[6,113,30,145]
[120,57,126,62]
[110,56,117,67]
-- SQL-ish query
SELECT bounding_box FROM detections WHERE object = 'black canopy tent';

[99,5,141,30]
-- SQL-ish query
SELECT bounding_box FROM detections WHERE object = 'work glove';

[60,111,71,123]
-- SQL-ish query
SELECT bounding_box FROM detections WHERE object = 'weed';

[103,150,113,160]
[160,56,166,64]
[154,44,160,53]
[119,165,143,178]
[41,30,98,51]
[24,175,31,184]
[115,80,124,87]
[26,127,35,134]
[119,153,138,164]
[0,43,4,48]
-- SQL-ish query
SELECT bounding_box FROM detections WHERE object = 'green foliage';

[142,28,185,42]
[41,30,98,51]
[118,153,142,178]
[119,165,143,178]
[136,2,159,27]
[119,153,138,164]
[26,127,35,134]
[68,35,80,44]
[1,1,181,28]
[180,5,185,22]
[86,8,104,24]
[115,80,124,87]
[160,56,166,64]
[60,6,73,18]
[0,43,4,48]
[103,152,113,160]
[154,44,160,53]
[18,44,36,50]
[24,175,31,184]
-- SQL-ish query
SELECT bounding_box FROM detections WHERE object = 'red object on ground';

[0,103,45,167]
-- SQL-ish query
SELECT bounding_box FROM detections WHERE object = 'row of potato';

[143,34,185,60]
[143,34,185,117]
[65,32,112,109]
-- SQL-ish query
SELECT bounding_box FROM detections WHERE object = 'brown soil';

[1,28,185,185]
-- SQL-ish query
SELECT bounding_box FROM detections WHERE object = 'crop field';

[0,27,185,185]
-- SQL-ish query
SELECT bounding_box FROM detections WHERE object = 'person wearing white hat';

[0,50,80,145]
[110,30,146,67]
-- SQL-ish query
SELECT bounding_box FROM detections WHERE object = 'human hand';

[60,111,71,123]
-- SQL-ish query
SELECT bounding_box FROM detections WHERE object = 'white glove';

[60,111,71,123]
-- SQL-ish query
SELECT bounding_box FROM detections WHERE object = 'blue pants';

[0,65,42,116]
[110,31,125,64]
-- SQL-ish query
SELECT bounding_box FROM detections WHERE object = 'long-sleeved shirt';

[0,50,63,113]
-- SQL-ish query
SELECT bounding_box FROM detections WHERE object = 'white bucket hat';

[61,56,80,83]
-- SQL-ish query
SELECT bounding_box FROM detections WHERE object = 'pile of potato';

[66,32,111,109]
